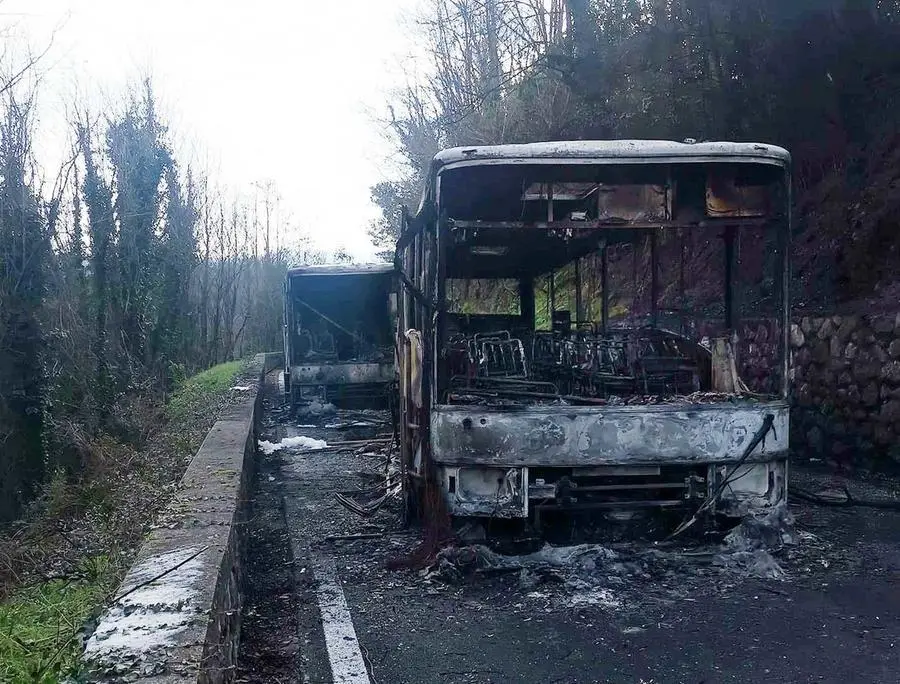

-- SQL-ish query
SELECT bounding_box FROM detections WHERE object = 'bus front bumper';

[430,401,789,519]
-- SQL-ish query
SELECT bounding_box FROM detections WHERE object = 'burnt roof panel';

[432,140,790,169]
[286,263,394,277]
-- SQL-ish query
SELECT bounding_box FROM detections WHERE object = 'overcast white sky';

[3,0,420,259]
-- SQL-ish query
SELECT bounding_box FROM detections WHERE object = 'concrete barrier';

[84,352,281,683]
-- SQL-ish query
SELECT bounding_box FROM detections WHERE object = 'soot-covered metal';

[396,141,792,525]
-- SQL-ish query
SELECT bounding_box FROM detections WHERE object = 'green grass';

[165,360,244,421]
[0,556,115,684]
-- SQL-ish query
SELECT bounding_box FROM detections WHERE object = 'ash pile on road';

[423,505,799,599]
[713,504,798,579]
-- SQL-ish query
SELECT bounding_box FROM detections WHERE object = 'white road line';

[314,557,371,684]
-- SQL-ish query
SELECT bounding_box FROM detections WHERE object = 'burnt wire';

[667,413,775,539]
[722,460,760,497]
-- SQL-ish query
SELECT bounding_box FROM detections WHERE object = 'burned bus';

[284,264,396,406]
[396,140,791,527]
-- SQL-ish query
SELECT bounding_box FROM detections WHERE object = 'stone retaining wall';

[84,352,283,683]
[790,313,900,467]
[738,319,784,395]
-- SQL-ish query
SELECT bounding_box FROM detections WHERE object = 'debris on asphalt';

[724,503,798,552]
[320,437,392,448]
[420,507,802,604]
[711,549,785,579]
[712,506,795,580]
[324,533,385,542]
[792,485,900,510]
[424,542,643,588]
[325,420,379,429]
[301,400,337,417]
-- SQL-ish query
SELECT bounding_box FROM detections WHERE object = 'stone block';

[835,316,859,343]
[853,358,882,382]
[854,326,876,344]
[831,441,849,458]
[806,425,824,453]
[801,316,816,336]
[829,336,844,359]
[889,443,900,466]
[862,383,880,407]
[889,339,900,359]
[874,425,894,445]
[790,323,805,348]
[797,383,813,407]
[873,315,896,334]
[813,341,830,365]
[881,361,900,385]
[880,399,900,424]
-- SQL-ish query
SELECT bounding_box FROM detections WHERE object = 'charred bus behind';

[284,264,396,406]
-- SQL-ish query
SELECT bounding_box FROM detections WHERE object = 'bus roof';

[432,140,791,171]
[287,263,394,278]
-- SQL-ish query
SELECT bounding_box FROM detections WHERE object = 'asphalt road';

[238,386,900,684]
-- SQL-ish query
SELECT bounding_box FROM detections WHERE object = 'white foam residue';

[85,545,206,660]
[86,606,197,652]
[258,436,328,454]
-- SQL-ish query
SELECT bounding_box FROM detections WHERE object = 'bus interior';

[437,161,789,408]
[287,269,394,368]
